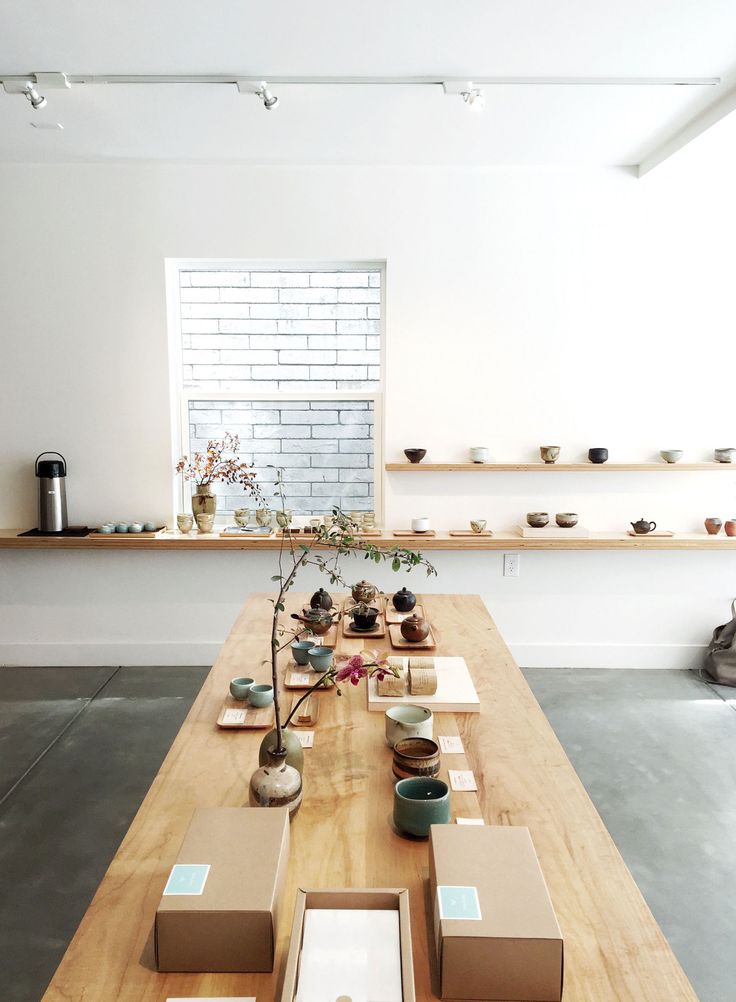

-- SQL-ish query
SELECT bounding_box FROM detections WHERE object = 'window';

[168,263,383,521]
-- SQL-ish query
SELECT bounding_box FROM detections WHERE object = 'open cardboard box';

[155,806,289,972]
[281,888,416,1002]
[430,825,563,1001]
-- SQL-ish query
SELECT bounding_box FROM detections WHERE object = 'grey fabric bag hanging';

[703,599,736,686]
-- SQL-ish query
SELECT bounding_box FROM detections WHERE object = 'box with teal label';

[155,807,289,973]
[429,824,563,1001]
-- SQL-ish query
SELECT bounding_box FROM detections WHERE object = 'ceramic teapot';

[400,613,430,643]
[392,587,417,613]
[309,587,333,611]
[352,580,378,604]
[631,518,657,535]
[292,608,335,636]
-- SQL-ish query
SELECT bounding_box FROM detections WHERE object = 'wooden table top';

[3,527,735,550]
[41,593,697,1002]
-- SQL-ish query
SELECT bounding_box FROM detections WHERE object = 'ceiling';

[1,0,735,169]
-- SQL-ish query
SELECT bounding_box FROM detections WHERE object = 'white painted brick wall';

[179,268,381,513]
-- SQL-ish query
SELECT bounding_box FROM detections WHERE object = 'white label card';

[167,998,256,1001]
[449,769,478,792]
[457,817,485,825]
[289,672,312,686]
[222,708,247,725]
[295,730,314,748]
[439,735,465,754]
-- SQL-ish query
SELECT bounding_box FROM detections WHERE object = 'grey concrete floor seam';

[0,665,120,811]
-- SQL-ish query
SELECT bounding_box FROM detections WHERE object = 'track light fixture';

[443,80,485,110]
[24,83,46,109]
[255,81,279,110]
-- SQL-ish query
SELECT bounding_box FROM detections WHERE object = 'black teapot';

[631,518,656,535]
[392,587,416,613]
[310,587,333,611]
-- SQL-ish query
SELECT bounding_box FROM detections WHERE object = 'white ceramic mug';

[469,446,490,463]
[385,704,433,748]
[411,516,431,533]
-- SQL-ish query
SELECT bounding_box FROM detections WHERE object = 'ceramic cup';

[98,524,114,534]
[323,514,335,530]
[470,519,487,534]
[705,517,723,536]
[248,683,274,707]
[128,522,143,533]
[540,446,560,464]
[588,448,608,464]
[556,512,579,528]
[392,737,441,781]
[660,450,683,464]
[234,508,250,526]
[411,516,431,533]
[115,522,129,533]
[361,511,376,529]
[385,704,433,748]
[469,447,490,463]
[714,448,736,463]
[307,646,334,672]
[255,508,273,526]
[195,513,215,533]
[143,521,156,532]
[309,517,322,532]
[725,520,736,537]
[177,513,194,533]
[291,639,315,665]
[404,448,426,464]
[527,512,549,528]
[229,676,255,700]
[393,777,450,837]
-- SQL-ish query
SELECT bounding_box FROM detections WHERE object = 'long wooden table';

[41,594,698,1001]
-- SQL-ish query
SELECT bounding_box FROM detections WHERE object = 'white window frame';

[165,258,386,525]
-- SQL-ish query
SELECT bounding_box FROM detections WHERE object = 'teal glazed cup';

[393,777,450,837]
[248,683,274,707]
[291,640,315,666]
[229,676,255,701]
[307,646,334,672]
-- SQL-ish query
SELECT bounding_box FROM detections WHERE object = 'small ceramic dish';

[404,449,427,464]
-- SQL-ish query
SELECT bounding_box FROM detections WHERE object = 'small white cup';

[469,446,490,463]
[411,516,431,533]
[385,705,433,748]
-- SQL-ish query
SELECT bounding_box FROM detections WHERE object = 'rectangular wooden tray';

[91,526,167,539]
[295,620,339,648]
[388,623,436,650]
[288,692,321,726]
[449,530,493,537]
[392,529,437,538]
[342,615,386,639]
[515,524,591,538]
[626,530,675,538]
[385,603,425,625]
[216,696,275,729]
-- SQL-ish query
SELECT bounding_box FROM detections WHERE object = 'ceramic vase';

[192,484,217,517]
[725,520,736,537]
[258,727,305,775]
[249,747,302,818]
[705,518,723,536]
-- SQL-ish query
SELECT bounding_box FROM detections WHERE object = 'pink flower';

[335,653,368,686]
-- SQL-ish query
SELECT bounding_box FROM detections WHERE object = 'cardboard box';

[280,888,416,1002]
[429,825,563,1001]
[155,806,289,972]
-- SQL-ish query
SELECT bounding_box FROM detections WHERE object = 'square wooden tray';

[342,615,386,639]
[449,530,493,537]
[216,697,275,729]
[392,529,437,538]
[385,603,425,625]
[284,667,335,690]
[388,623,436,650]
[295,620,339,648]
[288,692,321,726]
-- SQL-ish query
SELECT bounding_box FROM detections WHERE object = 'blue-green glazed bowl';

[291,640,315,666]
[229,676,255,701]
[393,777,450,837]
[115,523,129,533]
[307,646,334,671]
[248,683,274,707]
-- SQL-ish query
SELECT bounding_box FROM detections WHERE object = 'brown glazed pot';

[309,588,333,611]
[725,520,736,537]
[705,518,723,536]
[392,737,441,781]
[351,580,378,604]
[392,587,417,612]
[400,613,430,643]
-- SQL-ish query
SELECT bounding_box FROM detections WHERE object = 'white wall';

[1,161,735,667]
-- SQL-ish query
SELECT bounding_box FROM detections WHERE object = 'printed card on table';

[448,769,478,792]
[222,708,247,725]
[163,863,210,896]
[456,817,485,826]
[289,672,312,686]
[295,731,314,748]
[439,735,465,754]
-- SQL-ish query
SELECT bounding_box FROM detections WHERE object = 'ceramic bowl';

[115,523,129,533]
[97,524,114,534]
[404,449,427,464]
[195,513,215,533]
[588,448,608,464]
[556,512,579,528]
[128,522,143,533]
[393,777,450,837]
[350,607,379,631]
[307,646,334,671]
[291,639,315,665]
[234,508,250,526]
[392,737,441,781]
[229,676,255,700]
[660,450,683,464]
[527,512,549,528]
[411,516,431,533]
[248,683,274,707]
[470,519,487,534]
[143,521,157,531]
[385,704,433,748]
[469,447,489,463]
[725,520,736,537]
[705,517,723,535]
[714,448,735,463]
[540,446,560,464]
[176,514,194,533]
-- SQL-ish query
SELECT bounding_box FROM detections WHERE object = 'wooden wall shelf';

[386,462,734,472]
[3,529,736,551]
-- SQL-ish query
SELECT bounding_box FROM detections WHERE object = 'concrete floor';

[0,665,733,1001]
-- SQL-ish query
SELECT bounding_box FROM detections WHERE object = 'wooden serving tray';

[626,530,675,538]
[342,615,386,639]
[294,620,339,648]
[284,668,335,690]
[388,623,437,650]
[385,603,425,625]
[449,530,493,537]
[393,529,437,538]
[91,526,167,539]
[289,692,321,726]
[343,595,385,614]
[216,697,275,729]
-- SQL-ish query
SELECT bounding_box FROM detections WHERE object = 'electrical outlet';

[503,553,520,577]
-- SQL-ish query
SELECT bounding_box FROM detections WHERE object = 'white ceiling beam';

[638,80,736,176]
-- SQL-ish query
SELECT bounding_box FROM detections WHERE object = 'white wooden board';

[515,524,590,538]
[367,656,479,713]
